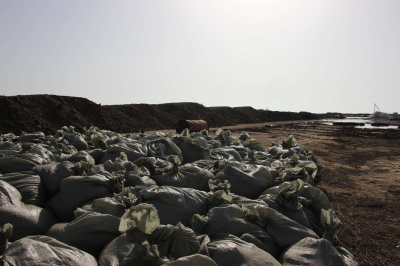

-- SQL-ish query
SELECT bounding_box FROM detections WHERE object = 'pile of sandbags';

[0,127,357,265]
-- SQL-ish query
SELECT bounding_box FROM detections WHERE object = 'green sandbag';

[152,156,215,191]
[133,156,173,176]
[63,150,95,166]
[191,204,279,258]
[0,157,37,174]
[137,185,209,227]
[299,185,333,237]
[47,208,121,257]
[243,139,265,152]
[46,174,122,222]
[0,180,57,242]
[258,179,312,230]
[243,204,319,250]
[14,153,48,165]
[62,133,89,151]
[215,161,274,199]
[33,161,77,196]
[281,135,296,149]
[125,171,157,187]
[0,171,47,207]
[81,193,131,218]
[214,129,236,147]
[279,237,358,266]
[207,179,268,209]
[173,136,211,164]
[17,132,45,142]
[146,139,184,164]
[206,234,282,266]
[100,204,205,266]
[1,235,97,266]
[162,254,217,266]
[0,223,13,256]
[100,142,148,163]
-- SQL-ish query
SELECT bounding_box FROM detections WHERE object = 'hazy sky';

[1,0,399,113]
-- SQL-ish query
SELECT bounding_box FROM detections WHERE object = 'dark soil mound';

[1,94,325,135]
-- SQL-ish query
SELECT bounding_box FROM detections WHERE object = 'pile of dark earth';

[0,94,344,135]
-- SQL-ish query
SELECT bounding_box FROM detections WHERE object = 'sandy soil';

[146,120,400,266]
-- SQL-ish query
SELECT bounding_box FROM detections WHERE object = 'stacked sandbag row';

[0,126,357,265]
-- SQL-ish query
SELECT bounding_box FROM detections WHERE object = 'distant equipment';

[369,103,394,119]
[175,120,209,134]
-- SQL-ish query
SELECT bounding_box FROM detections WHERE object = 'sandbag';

[301,185,331,210]
[1,235,97,266]
[81,189,143,218]
[188,157,220,175]
[46,174,122,221]
[98,233,133,266]
[87,149,106,164]
[281,135,296,149]
[0,156,37,174]
[133,156,173,176]
[258,179,312,230]
[33,161,77,196]
[215,161,274,199]
[100,203,206,266]
[0,142,20,152]
[162,254,218,266]
[100,142,148,164]
[17,132,45,142]
[212,147,243,161]
[243,139,265,152]
[146,139,184,164]
[136,132,166,143]
[191,204,279,257]
[0,223,12,256]
[14,153,48,165]
[208,140,222,149]
[89,156,136,175]
[152,156,215,191]
[135,185,209,227]
[173,136,211,164]
[0,171,47,207]
[274,167,312,186]
[243,204,319,250]
[279,237,358,266]
[299,185,333,237]
[207,185,268,209]
[125,171,157,187]
[214,129,236,147]
[87,197,125,217]
[206,234,282,266]
[100,235,215,266]
[63,150,95,165]
[24,144,55,162]
[62,133,89,151]
[47,208,121,257]
[0,180,57,242]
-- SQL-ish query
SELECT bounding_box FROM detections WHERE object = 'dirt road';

[147,121,400,266]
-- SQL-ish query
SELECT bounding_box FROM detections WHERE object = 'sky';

[1,0,399,113]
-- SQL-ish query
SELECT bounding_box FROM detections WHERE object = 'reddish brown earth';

[0,94,335,135]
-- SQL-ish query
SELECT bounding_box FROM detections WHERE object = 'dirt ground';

[146,120,400,266]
